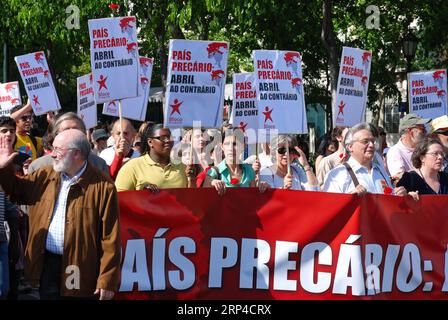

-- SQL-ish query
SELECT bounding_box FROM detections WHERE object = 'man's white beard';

[53,155,71,173]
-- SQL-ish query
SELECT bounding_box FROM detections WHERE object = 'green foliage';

[0,0,447,118]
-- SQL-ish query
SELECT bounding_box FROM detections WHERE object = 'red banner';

[116,188,448,300]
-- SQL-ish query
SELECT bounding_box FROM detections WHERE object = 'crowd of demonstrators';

[260,135,319,190]
[28,112,109,176]
[2,94,448,300]
[100,118,139,180]
[115,124,195,191]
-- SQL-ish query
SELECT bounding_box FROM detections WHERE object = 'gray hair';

[344,122,373,153]
[53,112,86,135]
[66,133,91,160]
[270,134,298,157]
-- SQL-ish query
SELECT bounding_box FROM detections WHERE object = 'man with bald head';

[0,129,120,300]
[100,118,139,179]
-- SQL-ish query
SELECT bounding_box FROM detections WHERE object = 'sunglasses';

[21,116,32,121]
[435,131,448,136]
[277,147,297,155]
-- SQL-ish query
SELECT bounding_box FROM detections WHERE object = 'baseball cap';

[399,113,431,132]
[92,129,108,142]
[430,115,448,133]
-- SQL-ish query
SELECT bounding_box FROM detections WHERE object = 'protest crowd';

[1,99,448,299]
[0,12,447,302]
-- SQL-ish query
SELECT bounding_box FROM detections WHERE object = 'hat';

[399,113,431,132]
[92,129,108,142]
[430,115,448,133]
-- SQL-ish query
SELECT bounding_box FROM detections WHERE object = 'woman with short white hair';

[260,135,319,190]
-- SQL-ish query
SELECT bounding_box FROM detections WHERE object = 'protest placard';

[408,69,447,119]
[0,81,21,116]
[334,47,372,127]
[77,74,97,130]
[88,16,140,103]
[164,39,229,128]
[14,52,61,115]
[230,73,258,144]
[103,56,153,121]
[253,50,308,135]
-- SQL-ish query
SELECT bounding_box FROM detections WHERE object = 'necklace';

[418,169,440,194]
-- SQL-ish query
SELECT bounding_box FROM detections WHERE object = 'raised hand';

[0,135,17,169]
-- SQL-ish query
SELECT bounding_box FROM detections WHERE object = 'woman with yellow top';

[115,123,195,192]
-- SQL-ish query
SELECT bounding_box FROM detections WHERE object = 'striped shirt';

[0,192,5,243]
[46,162,87,255]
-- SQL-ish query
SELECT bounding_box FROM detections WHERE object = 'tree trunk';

[321,0,339,128]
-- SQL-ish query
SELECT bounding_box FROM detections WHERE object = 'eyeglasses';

[133,141,141,147]
[20,116,32,121]
[435,131,448,136]
[150,135,172,142]
[52,147,78,156]
[353,139,377,146]
[426,152,445,158]
[277,147,297,155]
[0,128,15,134]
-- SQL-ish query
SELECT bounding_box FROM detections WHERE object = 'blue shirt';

[46,161,87,255]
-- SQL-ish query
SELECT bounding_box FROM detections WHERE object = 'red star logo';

[33,95,40,106]
[97,75,108,91]
[338,101,345,116]
[262,107,273,123]
[239,121,248,132]
[170,99,183,116]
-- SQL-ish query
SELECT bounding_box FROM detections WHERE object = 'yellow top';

[115,154,188,191]
[14,133,42,160]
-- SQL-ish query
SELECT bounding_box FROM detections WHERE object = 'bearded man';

[0,129,121,300]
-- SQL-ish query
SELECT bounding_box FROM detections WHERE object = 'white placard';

[164,39,229,128]
[77,74,97,130]
[408,69,447,119]
[103,56,154,121]
[230,73,258,143]
[253,50,308,134]
[88,16,140,103]
[14,52,61,115]
[0,81,22,116]
[334,47,372,127]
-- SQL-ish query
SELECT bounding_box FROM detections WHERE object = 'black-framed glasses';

[20,115,32,121]
[0,128,15,134]
[277,147,297,155]
[150,135,172,142]
[435,131,448,136]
